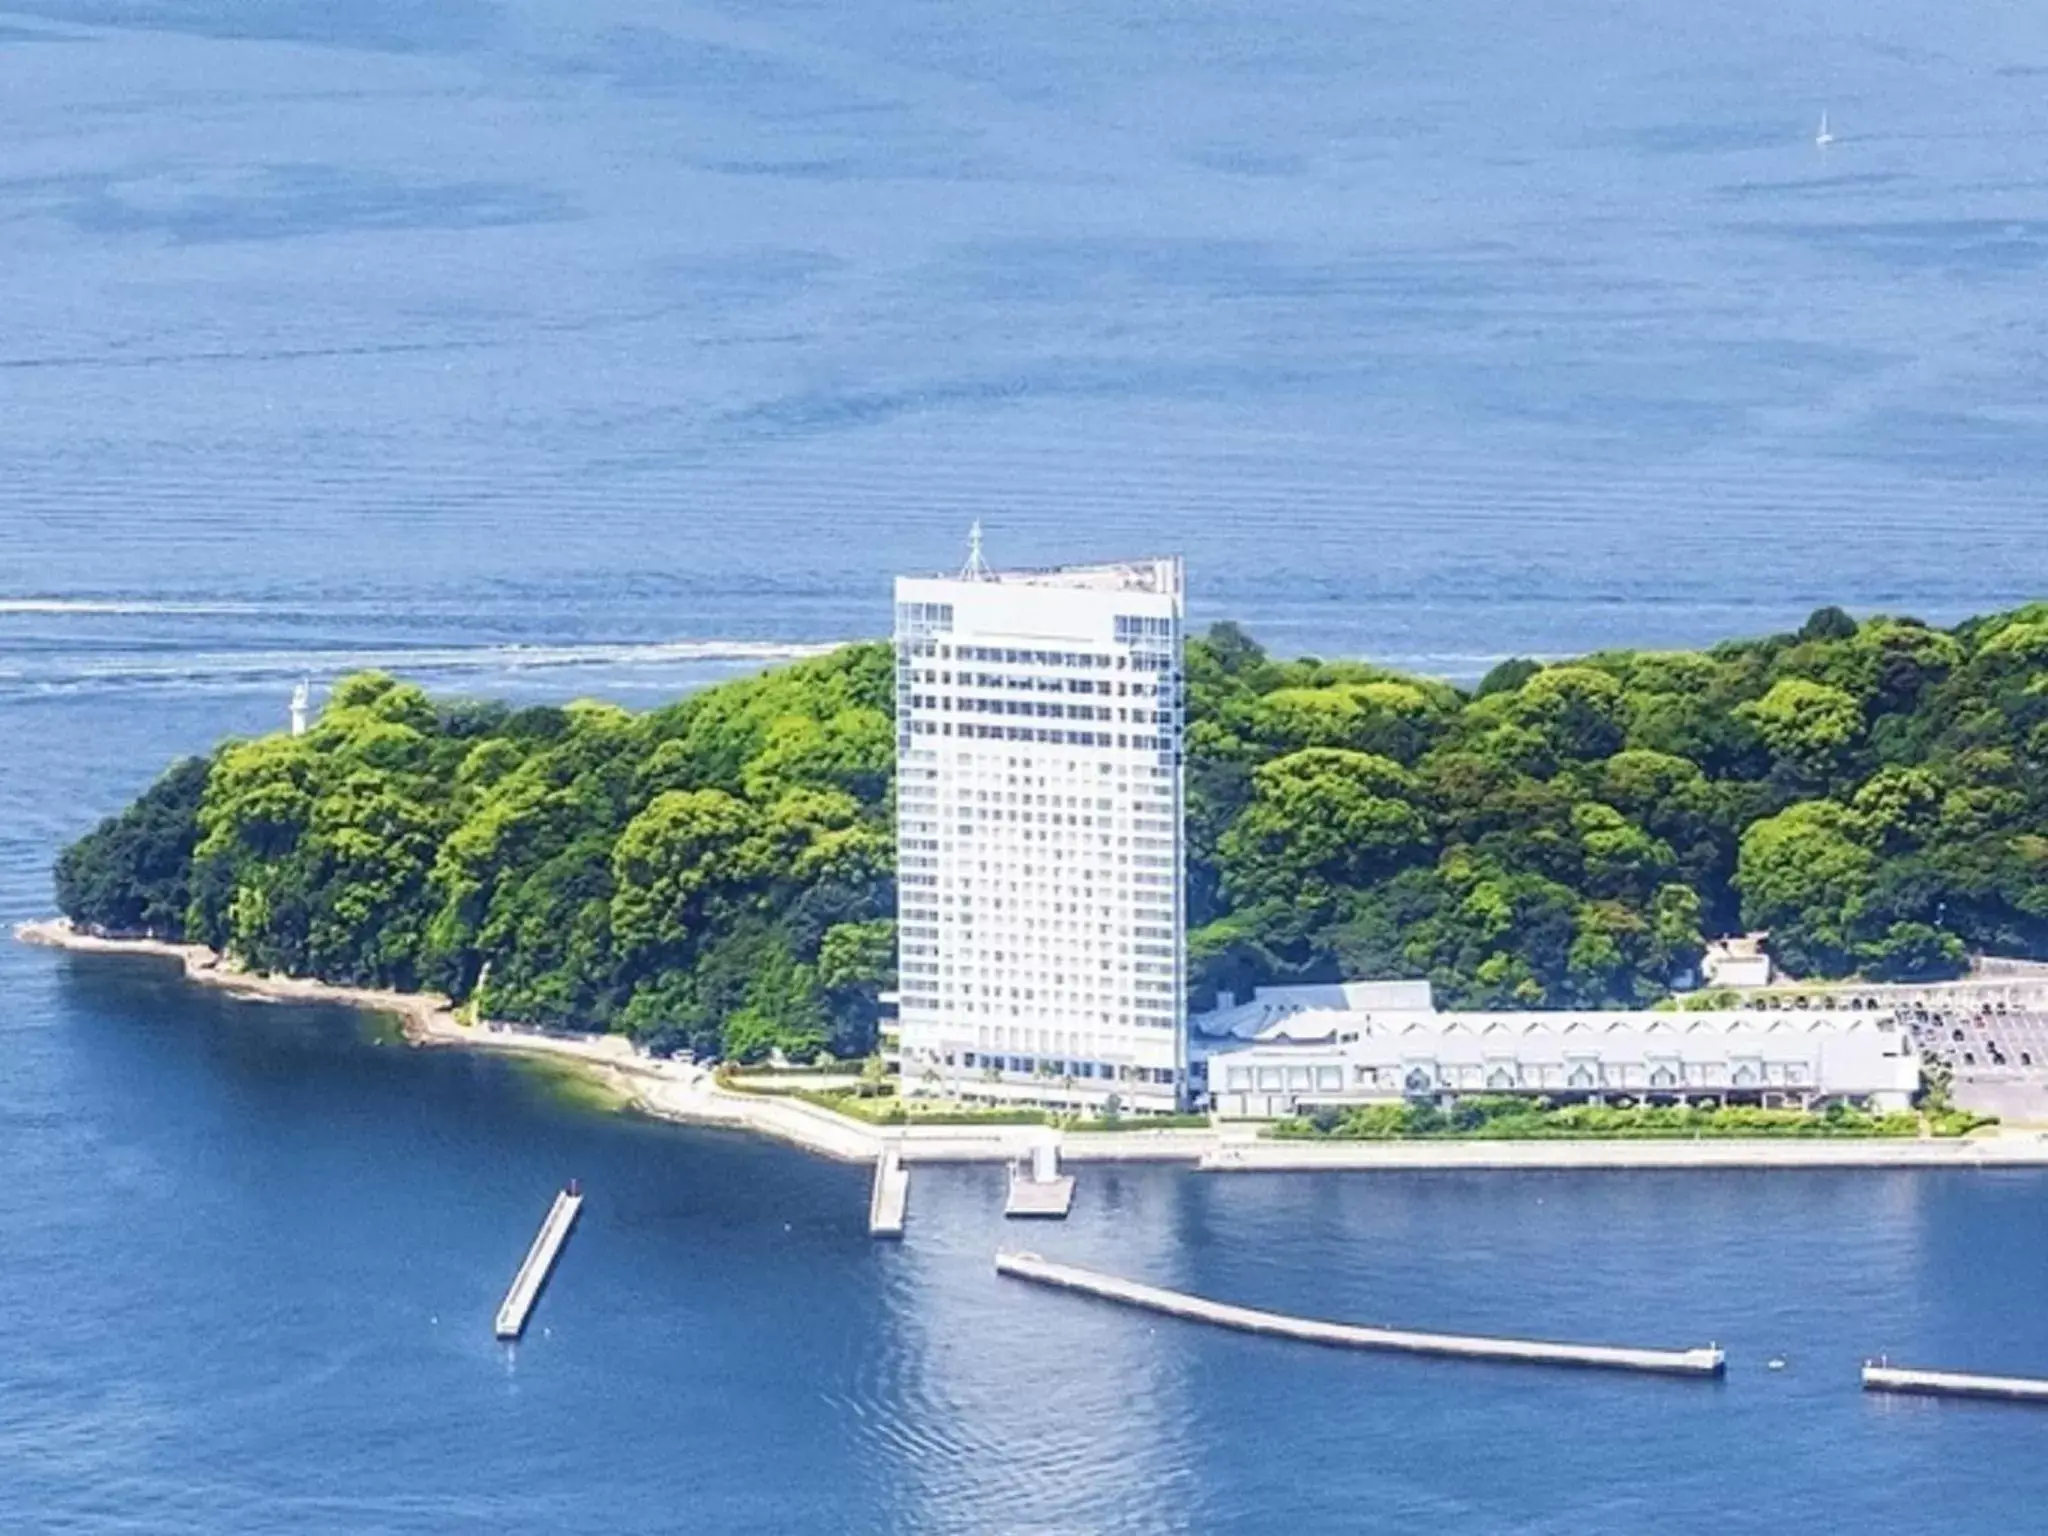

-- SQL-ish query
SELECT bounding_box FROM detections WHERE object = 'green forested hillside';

[54,604,2048,1059]
[59,647,899,1060]
[1187,604,2048,1005]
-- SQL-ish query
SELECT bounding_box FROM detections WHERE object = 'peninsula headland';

[51,605,2048,1062]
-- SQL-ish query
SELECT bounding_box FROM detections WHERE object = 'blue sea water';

[4,0,2048,1529]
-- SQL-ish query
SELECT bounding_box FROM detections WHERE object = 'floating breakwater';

[495,1185,583,1340]
[1862,1363,2048,1404]
[995,1251,1726,1377]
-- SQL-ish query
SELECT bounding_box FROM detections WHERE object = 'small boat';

[1815,110,1834,148]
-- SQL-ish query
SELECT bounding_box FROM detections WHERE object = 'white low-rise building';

[1701,933,1774,990]
[1192,983,1921,1119]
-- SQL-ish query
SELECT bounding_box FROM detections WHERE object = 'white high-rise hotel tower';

[894,530,1187,1113]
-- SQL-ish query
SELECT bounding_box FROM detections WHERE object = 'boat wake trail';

[0,637,848,698]
[0,598,266,616]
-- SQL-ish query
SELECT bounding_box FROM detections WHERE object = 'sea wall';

[20,920,2048,1173]
[1197,1133,2048,1171]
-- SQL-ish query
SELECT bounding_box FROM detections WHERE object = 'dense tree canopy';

[54,604,2048,1054]
[1184,604,2048,1004]
[58,648,898,1062]
[55,754,210,939]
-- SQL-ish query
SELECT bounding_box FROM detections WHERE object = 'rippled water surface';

[4,0,2048,1529]
[10,941,2048,1534]
[6,0,2048,668]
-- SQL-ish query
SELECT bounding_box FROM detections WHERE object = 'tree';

[1851,619,1961,714]
[720,938,829,1063]
[1573,802,1677,903]
[817,918,896,1056]
[1736,678,1864,781]
[1798,605,1860,643]
[302,768,444,986]
[1858,921,1966,982]
[1510,667,1628,761]
[55,756,211,937]
[1245,681,1446,763]
[1475,657,1542,699]
[1850,766,1943,854]
[184,734,322,956]
[1734,801,1874,971]
[1217,749,1431,909]
[609,789,759,963]
[1198,621,1268,678]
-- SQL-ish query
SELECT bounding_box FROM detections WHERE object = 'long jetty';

[994,1251,1726,1378]
[1863,1363,2048,1404]
[868,1147,908,1237]
[495,1184,584,1340]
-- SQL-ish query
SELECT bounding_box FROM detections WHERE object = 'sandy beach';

[19,918,2048,1173]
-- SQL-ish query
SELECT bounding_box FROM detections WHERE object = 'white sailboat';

[1815,110,1834,148]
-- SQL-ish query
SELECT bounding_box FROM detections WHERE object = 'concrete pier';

[995,1252,1726,1377]
[1863,1363,2048,1403]
[494,1184,584,1340]
[868,1147,909,1237]
[1004,1141,1075,1218]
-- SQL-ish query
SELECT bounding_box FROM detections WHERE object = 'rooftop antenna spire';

[961,519,992,581]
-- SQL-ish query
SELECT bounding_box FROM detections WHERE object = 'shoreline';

[19,918,2048,1173]
[12,917,985,1163]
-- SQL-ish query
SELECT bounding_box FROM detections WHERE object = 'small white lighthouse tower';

[289,679,312,738]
